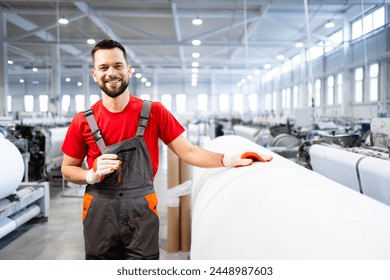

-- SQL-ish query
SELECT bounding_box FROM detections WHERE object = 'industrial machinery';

[191,135,390,259]
[298,117,390,206]
[0,135,49,239]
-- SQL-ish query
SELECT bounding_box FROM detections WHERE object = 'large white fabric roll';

[309,144,364,192]
[0,136,25,199]
[191,135,390,259]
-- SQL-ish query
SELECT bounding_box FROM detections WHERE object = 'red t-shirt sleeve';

[150,101,185,145]
[61,112,88,160]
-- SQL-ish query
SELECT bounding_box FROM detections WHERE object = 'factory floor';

[0,145,190,260]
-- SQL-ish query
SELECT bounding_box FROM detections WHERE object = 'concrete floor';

[0,145,190,260]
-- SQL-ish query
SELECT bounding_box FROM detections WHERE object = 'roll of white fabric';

[191,135,390,259]
[0,136,25,199]
[359,156,390,206]
[309,144,364,192]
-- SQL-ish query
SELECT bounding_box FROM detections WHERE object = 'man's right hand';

[85,154,121,184]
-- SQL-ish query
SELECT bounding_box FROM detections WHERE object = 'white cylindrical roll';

[309,144,364,192]
[359,156,390,206]
[191,135,390,260]
[0,137,25,199]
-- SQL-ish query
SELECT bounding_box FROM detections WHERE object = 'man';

[61,39,272,260]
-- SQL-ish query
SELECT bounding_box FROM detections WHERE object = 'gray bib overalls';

[82,100,159,259]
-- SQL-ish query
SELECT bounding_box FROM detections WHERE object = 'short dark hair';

[91,39,128,64]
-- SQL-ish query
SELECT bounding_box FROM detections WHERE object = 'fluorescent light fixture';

[192,62,199,67]
[87,39,96,45]
[192,18,203,25]
[263,64,271,70]
[192,52,200,58]
[192,39,201,46]
[58,17,69,25]
[325,21,335,29]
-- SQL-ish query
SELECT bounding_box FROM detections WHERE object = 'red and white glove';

[222,151,273,168]
[86,154,121,184]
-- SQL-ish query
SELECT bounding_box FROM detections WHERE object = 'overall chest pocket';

[103,147,141,186]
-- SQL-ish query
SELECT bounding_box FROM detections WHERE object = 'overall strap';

[83,108,107,153]
[136,100,152,137]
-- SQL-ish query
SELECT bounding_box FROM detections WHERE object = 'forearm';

[169,138,224,168]
[61,165,89,185]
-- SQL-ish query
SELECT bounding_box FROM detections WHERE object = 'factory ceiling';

[0,0,383,86]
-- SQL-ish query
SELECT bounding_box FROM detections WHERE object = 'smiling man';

[61,39,272,260]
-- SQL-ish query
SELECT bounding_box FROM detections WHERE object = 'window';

[219,94,229,112]
[7,96,11,112]
[281,89,287,109]
[352,7,385,40]
[369,63,379,101]
[265,93,272,111]
[293,86,298,108]
[233,94,243,112]
[75,95,85,112]
[62,95,70,112]
[90,94,100,105]
[39,95,48,112]
[176,94,186,113]
[161,94,172,111]
[327,76,334,105]
[272,91,277,111]
[325,30,343,53]
[248,93,257,112]
[198,94,208,111]
[307,46,324,61]
[355,68,363,103]
[286,88,291,109]
[337,74,343,105]
[24,95,34,112]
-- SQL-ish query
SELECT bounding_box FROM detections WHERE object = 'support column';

[51,44,61,116]
[83,63,90,108]
[0,12,8,116]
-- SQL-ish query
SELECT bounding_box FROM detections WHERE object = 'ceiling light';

[58,17,69,25]
[254,70,261,75]
[135,73,142,78]
[192,39,201,46]
[19,79,24,83]
[192,52,200,58]
[192,62,199,67]
[65,77,71,82]
[192,17,203,25]
[145,82,151,87]
[141,77,147,83]
[192,68,199,74]
[276,54,284,61]
[87,39,96,45]
[7,60,13,65]
[77,82,82,87]
[247,75,253,80]
[325,21,335,29]
[237,82,242,87]
[295,42,304,48]
[263,64,271,70]
[32,67,38,72]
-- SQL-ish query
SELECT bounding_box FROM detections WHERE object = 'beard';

[98,78,129,98]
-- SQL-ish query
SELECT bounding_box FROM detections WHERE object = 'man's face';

[92,48,131,98]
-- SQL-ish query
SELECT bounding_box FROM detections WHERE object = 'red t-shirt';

[61,95,185,178]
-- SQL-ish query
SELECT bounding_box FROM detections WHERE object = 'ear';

[128,65,132,78]
[91,69,97,82]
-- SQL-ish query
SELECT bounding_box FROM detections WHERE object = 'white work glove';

[222,151,273,168]
[85,154,121,184]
